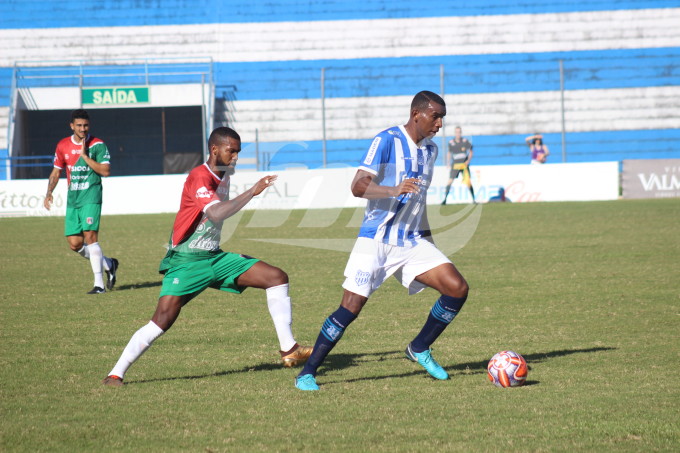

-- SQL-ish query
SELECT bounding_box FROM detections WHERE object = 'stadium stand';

[0,0,678,177]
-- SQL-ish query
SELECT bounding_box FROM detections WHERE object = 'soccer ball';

[487,350,528,388]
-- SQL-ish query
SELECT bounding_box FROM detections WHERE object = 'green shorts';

[64,204,102,236]
[159,252,259,303]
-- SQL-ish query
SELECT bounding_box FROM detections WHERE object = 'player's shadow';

[124,346,615,386]
[126,351,398,386]
[321,346,617,386]
[128,362,286,385]
[114,281,163,291]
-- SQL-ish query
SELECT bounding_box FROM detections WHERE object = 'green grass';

[1,199,679,452]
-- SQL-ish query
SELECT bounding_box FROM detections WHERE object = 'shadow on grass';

[322,346,617,385]
[124,346,615,386]
[125,351,400,386]
[128,362,285,385]
[114,281,163,291]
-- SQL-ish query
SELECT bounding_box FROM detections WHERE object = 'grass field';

[1,199,679,452]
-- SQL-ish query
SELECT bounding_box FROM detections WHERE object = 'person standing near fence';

[526,133,550,164]
[441,126,475,205]
[44,109,118,294]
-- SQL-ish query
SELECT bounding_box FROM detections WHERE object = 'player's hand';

[394,177,420,197]
[44,194,53,210]
[80,137,89,157]
[252,175,277,196]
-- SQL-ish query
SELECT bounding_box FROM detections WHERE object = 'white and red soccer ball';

[487,350,528,388]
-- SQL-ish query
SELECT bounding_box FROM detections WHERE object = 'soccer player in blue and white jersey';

[295,91,470,391]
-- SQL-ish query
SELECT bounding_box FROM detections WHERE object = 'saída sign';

[82,87,149,106]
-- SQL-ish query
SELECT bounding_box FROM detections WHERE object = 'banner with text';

[622,159,680,199]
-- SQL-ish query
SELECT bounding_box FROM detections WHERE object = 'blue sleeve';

[358,131,392,175]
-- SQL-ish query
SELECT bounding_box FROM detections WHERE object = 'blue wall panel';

[1,1,675,29]
[243,129,680,170]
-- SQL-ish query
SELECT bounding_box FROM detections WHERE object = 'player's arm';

[543,144,550,156]
[525,134,538,146]
[466,146,474,165]
[351,169,420,200]
[79,141,111,177]
[44,167,61,210]
[205,175,276,223]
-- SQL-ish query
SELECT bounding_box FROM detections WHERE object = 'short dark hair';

[71,109,89,122]
[208,127,241,148]
[411,91,445,111]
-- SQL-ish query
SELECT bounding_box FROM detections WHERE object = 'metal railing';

[6,57,214,180]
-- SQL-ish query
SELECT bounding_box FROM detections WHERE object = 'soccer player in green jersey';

[102,127,311,387]
[44,109,118,294]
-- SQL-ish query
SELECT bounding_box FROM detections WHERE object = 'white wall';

[0,162,619,218]
[0,9,677,65]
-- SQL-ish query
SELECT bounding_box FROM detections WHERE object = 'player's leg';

[103,260,213,386]
[295,238,382,390]
[103,295,186,386]
[406,263,468,380]
[82,230,106,292]
[295,290,365,391]
[396,242,467,380]
[463,166,476,203]
[442,167,456,205]
[82,204,118,291]
[235,260,311,365]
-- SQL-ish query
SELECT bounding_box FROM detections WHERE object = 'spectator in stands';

[488,187,511,203]
[526,133,550,164]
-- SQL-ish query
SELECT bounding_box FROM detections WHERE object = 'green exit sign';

[82,87,149,105]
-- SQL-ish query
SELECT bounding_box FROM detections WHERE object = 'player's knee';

[268,267,288,286]
[446,277,469,299]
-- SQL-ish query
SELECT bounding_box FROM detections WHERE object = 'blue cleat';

[295,374,319,391]
[405,343,449,380]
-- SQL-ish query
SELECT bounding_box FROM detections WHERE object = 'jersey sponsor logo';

[189,237,220,251]
[195,186,214,199]
[69,165,89,172]
[363,137,382,165]
[173,278,180,285]
[70,181,90,191]
[354,270,370,286]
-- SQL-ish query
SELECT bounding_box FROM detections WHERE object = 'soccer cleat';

[405,343,449,380]
[281,344,313,367]
[295,374,319,391]
[102,375,123,387]
[106,258,119,290]
[87,286,106,294]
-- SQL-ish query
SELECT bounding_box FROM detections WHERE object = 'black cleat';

[106,258,119,290]
[87,286,106,295]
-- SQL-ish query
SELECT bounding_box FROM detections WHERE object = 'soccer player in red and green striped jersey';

[44,109,118,294]
[102,127,311,387]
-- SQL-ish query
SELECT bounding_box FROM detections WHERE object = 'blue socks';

[298,306,357,377]
[410,295,467,353]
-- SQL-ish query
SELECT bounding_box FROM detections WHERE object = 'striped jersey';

[159,163,229,273]
[357,125,437,246]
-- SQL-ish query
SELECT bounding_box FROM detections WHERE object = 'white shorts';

[342,237,452,298]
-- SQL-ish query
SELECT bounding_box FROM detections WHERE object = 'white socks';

[87,242,105,288]
[109,321,165,379]
[83,242,112,288]
[266,283,296,352]
[77,245,90,259]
